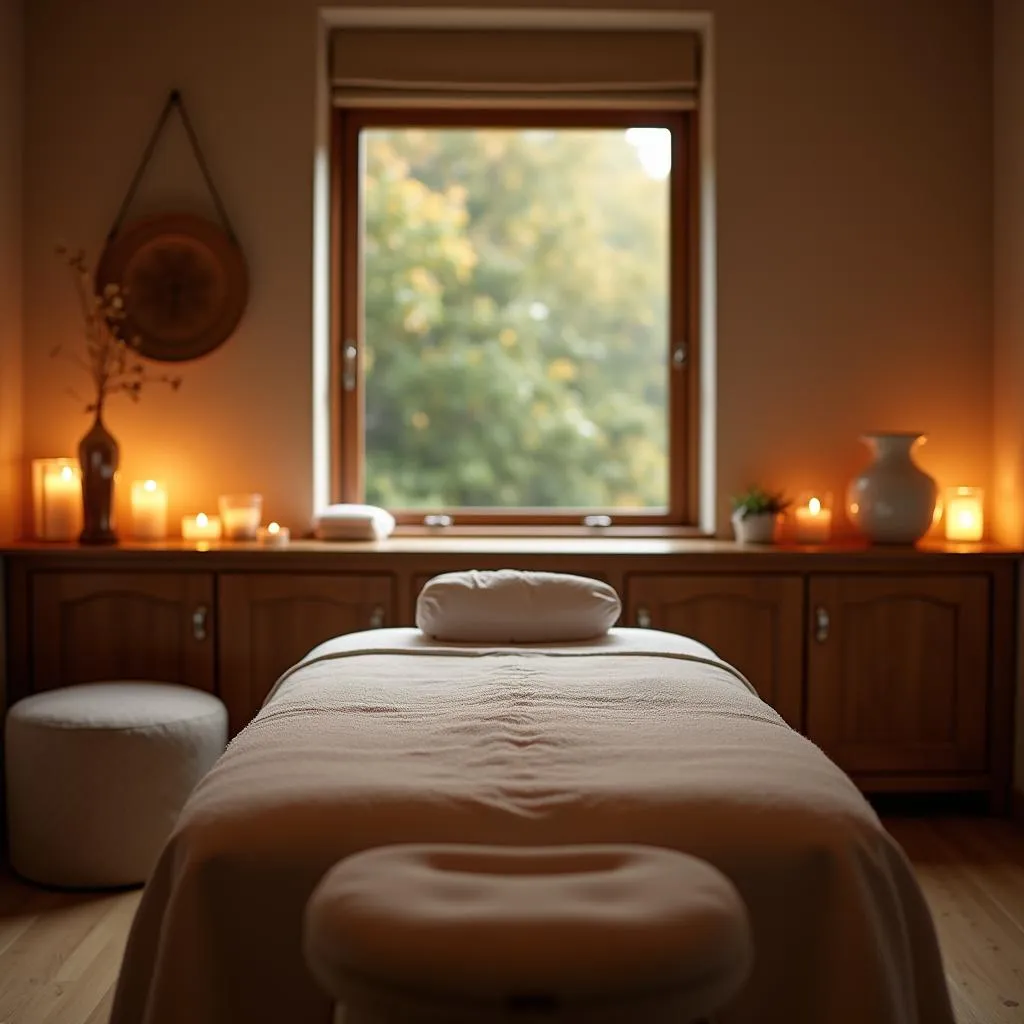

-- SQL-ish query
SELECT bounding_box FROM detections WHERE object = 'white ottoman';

[304,843,754,1024]
[5,682,227,888]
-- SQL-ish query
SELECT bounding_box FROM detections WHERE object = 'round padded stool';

[5,682,227,888]
[304,843,753,1024]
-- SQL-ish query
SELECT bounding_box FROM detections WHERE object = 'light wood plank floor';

[0,817,1022,1023]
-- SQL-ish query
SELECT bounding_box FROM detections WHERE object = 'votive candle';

[793,492,833,544]
[944,487,984,542]
[218,493,263,540]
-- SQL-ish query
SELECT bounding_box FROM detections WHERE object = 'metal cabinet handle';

[814,606,830,643]
[192,605,208,642]
[636,606,652,629]
[369,605,385,629]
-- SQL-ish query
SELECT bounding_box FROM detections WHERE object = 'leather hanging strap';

[106,89,238,244]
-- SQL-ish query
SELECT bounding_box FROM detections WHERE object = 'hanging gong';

[95,213,248,363]
[95,89,249,362]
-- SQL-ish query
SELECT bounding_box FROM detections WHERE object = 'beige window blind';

[329,28,700,108]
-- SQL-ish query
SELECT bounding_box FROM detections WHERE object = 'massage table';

[109,626,955,1024]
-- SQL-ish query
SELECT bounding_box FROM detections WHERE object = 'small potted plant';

[730,486,790,544]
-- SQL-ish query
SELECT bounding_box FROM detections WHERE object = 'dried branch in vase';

[52,244,183,414]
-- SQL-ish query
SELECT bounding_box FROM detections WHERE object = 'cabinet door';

[806,575,989,774]
[625,575,804,728]
[218,573,395,734]
[31,572,215,692]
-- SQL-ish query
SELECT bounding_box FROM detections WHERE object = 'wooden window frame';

[331,106,699,528]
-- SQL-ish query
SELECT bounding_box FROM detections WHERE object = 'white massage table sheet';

[111,627,954,1024]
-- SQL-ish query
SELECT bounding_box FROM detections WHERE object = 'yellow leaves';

[498,328,517,349]
[547,358,577,382]
[410,411,430,431]
[408,266,440,296]
[403,307,430,335]
[466,348,483,366]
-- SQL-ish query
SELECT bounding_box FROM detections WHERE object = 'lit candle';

[794,494,833,544]
[257,521,291,547]
[131,479,168,540]
[34,460,82,541]
[181,512,222,541]
[944,487,983,542]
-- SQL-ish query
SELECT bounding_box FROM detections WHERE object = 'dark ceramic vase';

[78,408,119,544]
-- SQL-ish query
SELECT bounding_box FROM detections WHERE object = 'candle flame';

[196,513,208,528]
[143,479,157,492]
[268,522,280,534]
[808,497,821,515]
[60,465,73,481]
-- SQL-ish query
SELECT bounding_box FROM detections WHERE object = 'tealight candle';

[794,492,833,544]
[32,458,83,541]
[131,479,168,540]
[181,512,222,541]
[944,486,983,542]
[257,521,291,547]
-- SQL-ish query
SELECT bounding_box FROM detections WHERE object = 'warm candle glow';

[131,479,168,541]
[32,458,83,541]
[794,491,833,544]
[182,513,222,541]
[944,487,983,542]
[258,521,291,547]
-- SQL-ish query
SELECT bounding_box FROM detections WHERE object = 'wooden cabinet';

[218,573,395,733]
[30,571,215,693]
[2,544,1016,807]
[806,575,990,776]
[625,574,804,728]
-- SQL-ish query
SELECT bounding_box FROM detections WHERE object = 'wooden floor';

[0,817,1022,1023]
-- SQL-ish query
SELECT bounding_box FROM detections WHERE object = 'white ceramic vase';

[846,433,937,544]
[731,510,777,544]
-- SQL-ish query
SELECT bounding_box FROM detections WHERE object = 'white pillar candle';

[33,460,82,541]
[257,522,291,547]
[131,479,168,540]
[181,512,222,541]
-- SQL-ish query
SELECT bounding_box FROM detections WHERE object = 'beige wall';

[993,0,1024,794]
[0,0,23,542]
[22,0,993,537]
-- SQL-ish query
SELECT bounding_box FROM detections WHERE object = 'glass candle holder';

[793,490,833,544]
[944,486,984,542]
[218,493,263,540]
[32,458,83,541]
[131,479,168,541]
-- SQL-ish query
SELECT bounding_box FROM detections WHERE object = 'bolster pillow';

[415,569,621,643]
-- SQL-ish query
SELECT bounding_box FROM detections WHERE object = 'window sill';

[391,524,712,540]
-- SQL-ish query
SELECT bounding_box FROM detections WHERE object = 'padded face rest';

[415,569,621,643]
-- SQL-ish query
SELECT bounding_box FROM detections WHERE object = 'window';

[326,24,702,528]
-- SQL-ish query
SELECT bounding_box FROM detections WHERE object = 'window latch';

[343,342,358,392]
[672,342,688,370]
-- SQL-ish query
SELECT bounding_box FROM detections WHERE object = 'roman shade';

[330,28,700,108]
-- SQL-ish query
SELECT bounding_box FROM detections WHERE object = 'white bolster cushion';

[415,569,621,642]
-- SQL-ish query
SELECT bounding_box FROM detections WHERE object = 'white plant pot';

[732,510,777,544]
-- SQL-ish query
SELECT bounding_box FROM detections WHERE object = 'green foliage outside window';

[361,127,671,510]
